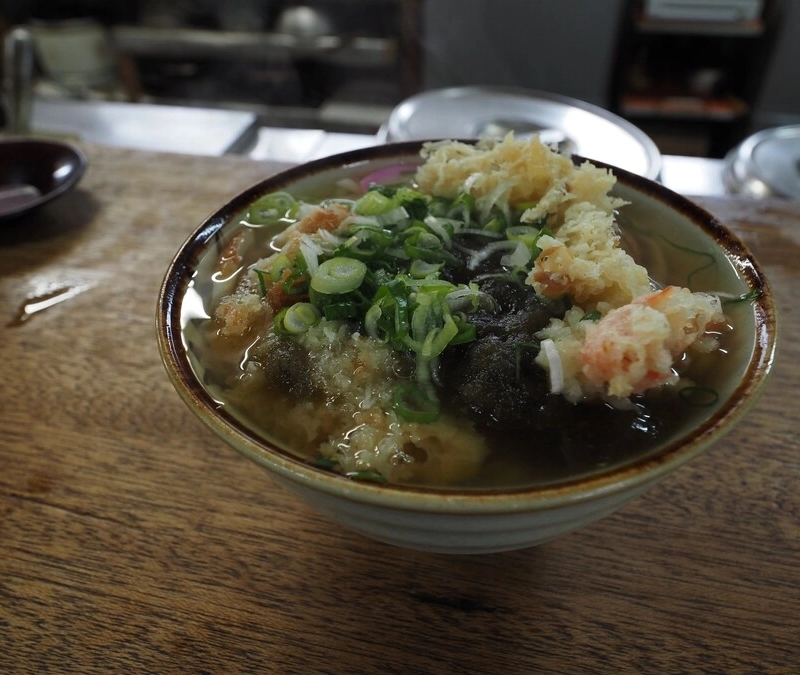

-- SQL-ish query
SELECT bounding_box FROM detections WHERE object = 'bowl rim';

[157,140,778,514]
[0,136,88,220]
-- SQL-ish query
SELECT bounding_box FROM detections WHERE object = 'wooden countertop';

[1,144,797,673]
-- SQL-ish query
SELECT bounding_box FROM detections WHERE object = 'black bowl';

[0,137,87,220]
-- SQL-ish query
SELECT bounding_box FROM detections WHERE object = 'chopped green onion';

[409,278,456,295]
[450,320,477,345]
[364,303,383,340]
[423,215,455,247]
[337,232,387,261]
[281,302,321,334]
[449,191,475,224]
[376,206,410,226]
[312,456,338,470]
[500,240,532,269]
[423,314,459,360]
[393,383,440,423]
[268,254,292,282]
[444,287,482,313]
[350,223,394,247]
[258,180,546,426]
[581,310,602,322]
[367,279,411,347]
[355,191,395,216]
[483,217,505,233]
[253,268,269,296]
[310,257,367,295]
[272,309,292,336]
[246,191,298,225]
[410,259,444,278]
[516,199,539,212]
[506,225,541,248]
[457,228,504,239]
[280,253,310,296]
[529,226,554,259]
[467,239,520,271]
[321,301,362,321]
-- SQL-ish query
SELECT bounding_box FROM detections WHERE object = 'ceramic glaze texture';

[157,142,777,554]
[0,138,87,219]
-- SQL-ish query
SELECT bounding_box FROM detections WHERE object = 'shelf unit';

[109,0,423,133]
[610,0,779,157]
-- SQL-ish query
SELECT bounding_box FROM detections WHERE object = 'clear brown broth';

[187,179,744,489]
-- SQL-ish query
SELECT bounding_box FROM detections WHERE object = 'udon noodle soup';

[182,135,756,489]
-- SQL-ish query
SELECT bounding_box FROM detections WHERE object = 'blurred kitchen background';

[1,0,799,181]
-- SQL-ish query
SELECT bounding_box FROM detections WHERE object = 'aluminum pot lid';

[381,86,662,180]
[723,125,800,200]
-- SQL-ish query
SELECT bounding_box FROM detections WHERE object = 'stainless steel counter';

[248,126,728,197]
[31,99,259,156]
[27,98,727,196]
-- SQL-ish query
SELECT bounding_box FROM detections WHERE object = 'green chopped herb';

[281,302,321,334]
[312,456,339,471]
[259,178,567,424]
[393,382,440,424]
[246,191,298,225]
[354,190,395,216]
[310,257,367,295]
[253,268,270,296]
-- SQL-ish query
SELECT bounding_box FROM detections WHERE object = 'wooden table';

[1,144,798,673]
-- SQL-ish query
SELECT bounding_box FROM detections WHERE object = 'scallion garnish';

[253,268,269,296]
[392,382,440,423]
[246,191,299,225]
[254,182,567,424]
[281,302,321,334]
[310,257,367,295]
[312,456,338,470]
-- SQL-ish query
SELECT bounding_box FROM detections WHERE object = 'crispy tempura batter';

[417,134,727,401]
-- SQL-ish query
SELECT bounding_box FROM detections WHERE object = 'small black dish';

[0,137,88,220]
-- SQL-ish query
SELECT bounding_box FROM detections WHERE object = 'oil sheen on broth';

[193,141,735,489]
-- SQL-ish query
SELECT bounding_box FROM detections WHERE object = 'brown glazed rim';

[157,141,778,513]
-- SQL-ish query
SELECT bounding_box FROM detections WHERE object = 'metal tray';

[379,86,662,179]
[723,125,800,199]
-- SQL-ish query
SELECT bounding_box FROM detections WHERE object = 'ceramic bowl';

[157,142,777,554]
[0,137,87,220]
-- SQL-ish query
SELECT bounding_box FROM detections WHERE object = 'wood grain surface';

[1,144,798,674]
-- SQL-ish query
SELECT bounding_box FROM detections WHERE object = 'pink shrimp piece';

[216,230,247,280]
[277,203,351,260]
[580,286,724,398]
